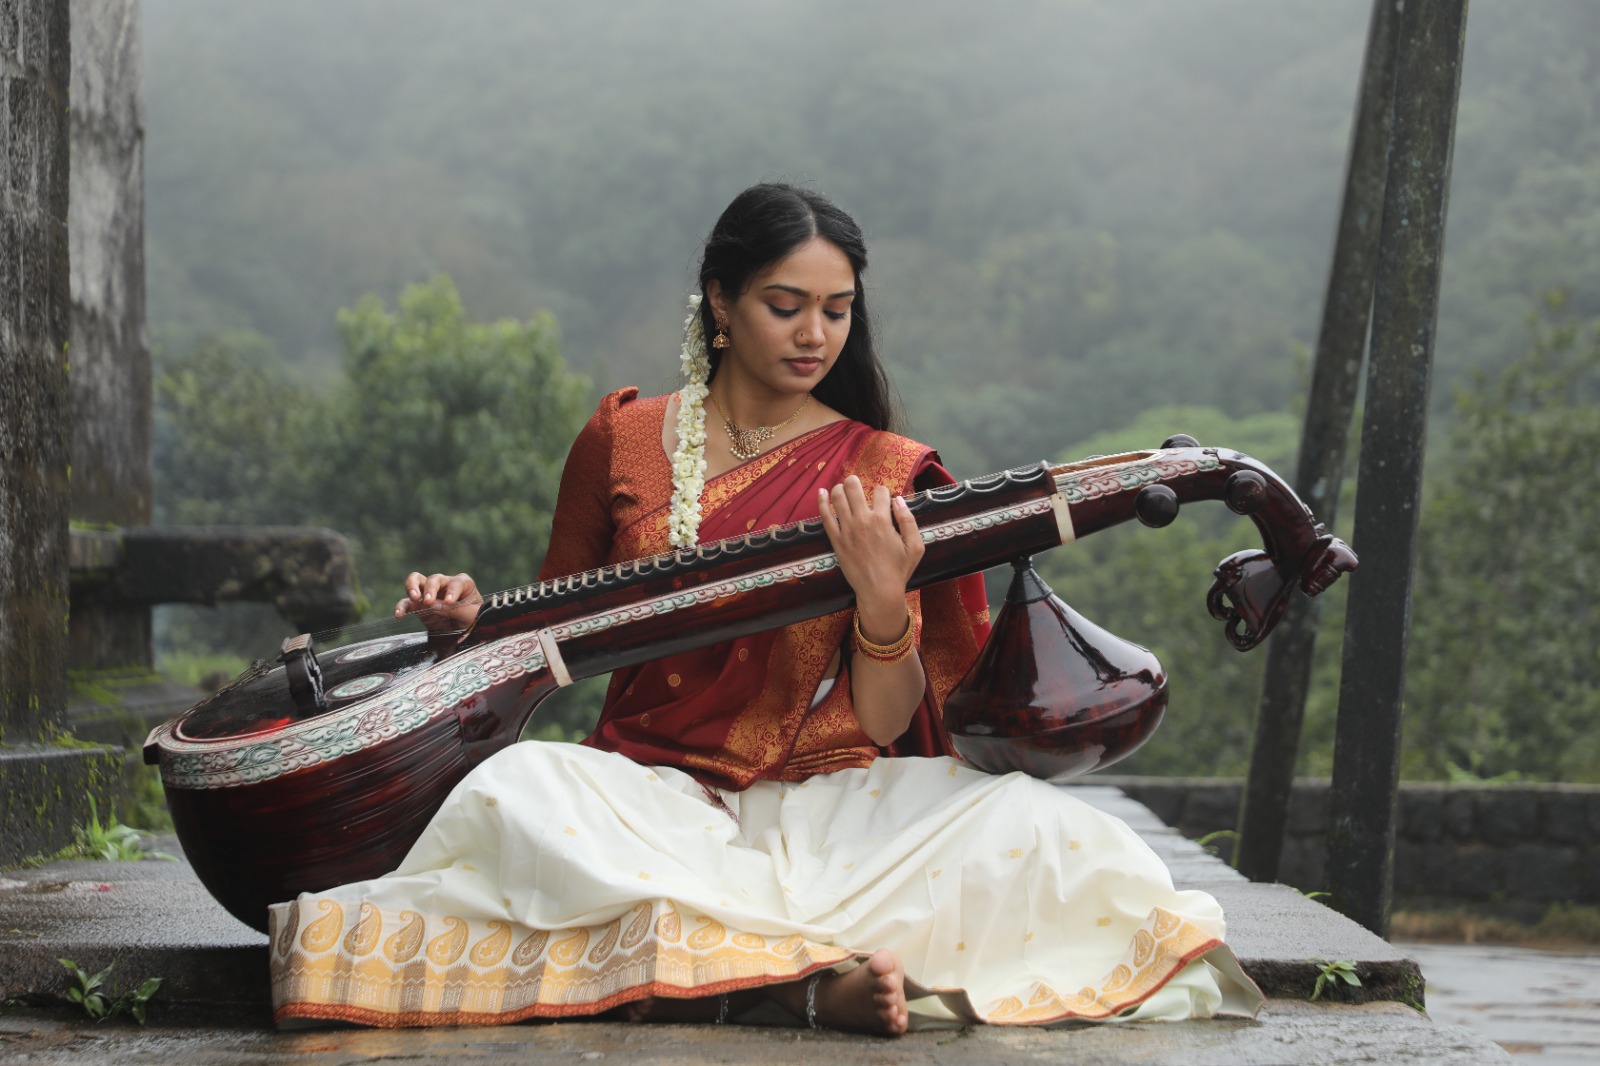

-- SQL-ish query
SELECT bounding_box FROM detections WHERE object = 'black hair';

[697,183,899,433]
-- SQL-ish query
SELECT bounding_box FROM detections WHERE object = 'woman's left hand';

[817,475,924,642]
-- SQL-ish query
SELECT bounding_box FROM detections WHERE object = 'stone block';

[1578,848,1600,899]
[21,215,49,343]
[1442,790,1475,840]
[18,0,48,74]
[1181,784,1242,838]
[1278,836,1326,893]
[1437,844,1502,901]
[1393,838,1422,893]
[1543,792,1589,845]
[0,212,15,334]
[1399,785,1444,841]
[7,76,32,198]
[1503,843,1578,902]
[1124,783,1185,827]
[0,3,18,57]
[1287,783,1329,835]
[0,744,126,866]
[112,526,362,634]
[1476,789,1537,846]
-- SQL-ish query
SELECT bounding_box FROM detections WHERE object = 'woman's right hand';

[395,572,483,635]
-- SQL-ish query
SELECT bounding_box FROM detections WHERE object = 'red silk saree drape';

[537,388,990,791]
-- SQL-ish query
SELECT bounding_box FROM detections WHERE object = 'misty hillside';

[146,0,1600,780]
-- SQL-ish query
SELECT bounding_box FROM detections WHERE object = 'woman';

[268,183,1263,1034]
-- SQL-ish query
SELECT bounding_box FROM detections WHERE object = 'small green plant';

[1309,958,1362,1001]
[1194,829,1238,858]
[74,797,177,862]
[1400,971,1425,1013]
[57,959,162,1024]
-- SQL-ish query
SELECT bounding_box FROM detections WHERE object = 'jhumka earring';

[712,320,731,349]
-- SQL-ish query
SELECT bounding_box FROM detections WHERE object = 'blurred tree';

[322,276,591,598]
[1032,405,1336,777]
[154,331,314,526]
[1404,299,1600,783]
[154,276,602,738]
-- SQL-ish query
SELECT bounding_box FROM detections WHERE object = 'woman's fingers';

[395,572,481,627]
[818,477,924,605]
[894,496,924,559]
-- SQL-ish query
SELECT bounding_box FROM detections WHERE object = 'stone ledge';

[1099,775,1600,910]
[0,745,126,867]
[68,525,363,634]
[0,792,1423,1013]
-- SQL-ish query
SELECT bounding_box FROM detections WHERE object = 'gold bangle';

[852,611,916,665]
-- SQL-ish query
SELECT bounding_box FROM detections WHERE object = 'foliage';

[57,959,162,1025]
[1404,304,1600,782]
[73,797,177,863]
[158,277,592,597]
[155,277,598,736]
[155,652,251,692]
[1308,958,1361,1001]
[1194,829,1239,858]
[320,276,591,597]
[124,767,175,835]
[1031,403,1353,778]
[153,331,312,526]
[1392,902,1600,947]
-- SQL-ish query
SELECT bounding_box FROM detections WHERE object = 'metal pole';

[1235,0,1400,883]
[1326,0,1470,937]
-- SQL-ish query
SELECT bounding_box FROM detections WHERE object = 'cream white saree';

[269,742,1262,1028]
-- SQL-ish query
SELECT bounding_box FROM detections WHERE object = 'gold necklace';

[709,392,812,461]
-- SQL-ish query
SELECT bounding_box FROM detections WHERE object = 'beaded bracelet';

[852,611,917,665]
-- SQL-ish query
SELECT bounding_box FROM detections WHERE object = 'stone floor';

[0,784,1511,1064]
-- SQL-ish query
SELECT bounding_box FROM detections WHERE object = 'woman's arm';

[817,476,926,746]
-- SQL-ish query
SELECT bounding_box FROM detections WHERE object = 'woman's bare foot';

[614,994,725,1024]
[615,950,910,1036]
[789,950,909,1036]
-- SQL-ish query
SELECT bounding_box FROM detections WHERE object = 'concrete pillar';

[1,0,73,745]
[0,0,123,868]
[67,0,148,668]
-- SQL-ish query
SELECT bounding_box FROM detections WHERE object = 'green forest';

[146,0,1600,782]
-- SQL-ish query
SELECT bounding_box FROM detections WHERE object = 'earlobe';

[706,279,727,319]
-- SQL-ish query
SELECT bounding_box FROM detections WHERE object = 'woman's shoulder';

[587,387,671,428]
[843,426,950,492]
[575,387,672,450]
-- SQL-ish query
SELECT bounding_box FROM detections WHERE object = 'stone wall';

[1,0,72,743]
[1103,776,1600,915]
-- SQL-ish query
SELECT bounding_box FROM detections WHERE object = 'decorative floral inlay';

[1057,454,1220,504]
[326,674,391,701]
[152,498,1057,792]
[150,633,548,791]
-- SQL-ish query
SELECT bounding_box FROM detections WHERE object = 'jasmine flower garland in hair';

[669,293,711,547]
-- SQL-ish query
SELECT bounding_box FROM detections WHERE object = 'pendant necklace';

[710,392,812,462]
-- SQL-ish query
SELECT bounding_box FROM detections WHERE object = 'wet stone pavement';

[1403,942,1600,1066]
[0,1000,1510,1065]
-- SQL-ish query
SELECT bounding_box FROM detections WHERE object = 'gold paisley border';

[270,897,858,1029]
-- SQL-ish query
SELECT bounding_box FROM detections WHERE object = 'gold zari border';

[271,896,1226,1028]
